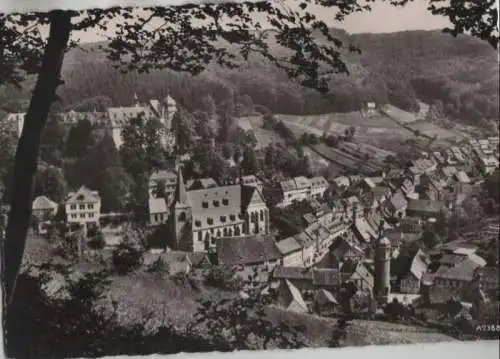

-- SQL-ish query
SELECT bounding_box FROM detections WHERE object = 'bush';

[112,240,143,275]
[87,232,105,250]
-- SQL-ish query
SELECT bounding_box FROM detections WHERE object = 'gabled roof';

[32,196,58,210]
[310,176,328,188]
[316,288,339,305]
[434,258,481,282]
[66,186,100,204]
[281,279,308,311]
[409,249,429,280]
[149,170,177,187]
[148,197,167,214]
[389,190,408,211]
[216,235,281,266]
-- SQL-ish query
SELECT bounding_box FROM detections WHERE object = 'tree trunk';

[3,11,72,305]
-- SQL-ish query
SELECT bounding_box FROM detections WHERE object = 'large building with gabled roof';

[168,169,270,252]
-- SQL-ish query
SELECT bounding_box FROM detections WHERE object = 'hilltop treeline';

[0,30,497,127]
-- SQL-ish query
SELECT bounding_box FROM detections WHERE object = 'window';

[179,212,186,221]
[216,230,221,237]
[71,214,77,219]
[88,204,94,209]
[207,218,213,225]
[228,228,233,236]
[80,214,85,218]
[223,228,228,236]
[213,200,220,207]
[238,213,244,220]
[220,216,226,223]
[195,220,201,227]
[222,199,229,206]
[79,204,85,210]
[70,205,76,210]
[234,226,241,236]
[198,231,203,242]
[230,214,236,221]
[210,228,214,234]
[89,213,94,218]
[260,210,264,221]
[202,201,209,209]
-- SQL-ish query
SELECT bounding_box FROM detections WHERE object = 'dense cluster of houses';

[24,99,498,326]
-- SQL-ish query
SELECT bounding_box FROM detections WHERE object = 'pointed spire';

[175,166,188,204]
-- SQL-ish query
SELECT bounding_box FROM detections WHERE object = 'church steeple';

[174,166,188,205]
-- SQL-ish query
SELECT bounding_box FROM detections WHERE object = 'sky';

[2,0,452,43]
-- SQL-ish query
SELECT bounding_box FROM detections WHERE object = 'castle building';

[65,186,101,230]
[373,235,391,305]
[168,169,270,252]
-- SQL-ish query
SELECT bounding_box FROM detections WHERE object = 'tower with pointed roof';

[169,167,193,251]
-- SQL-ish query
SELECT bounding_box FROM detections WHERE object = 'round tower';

[374,236,391,305]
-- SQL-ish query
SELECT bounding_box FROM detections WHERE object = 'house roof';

[407,199,445,214]
[216,235,281,266]
[455,171,470,184]
[333,176,350,187]
[409,249,429,280]
[389,190,408,211]
[434,258,481,282]
[66,186,100,204]
[316,288,339,305]
[276,236,303,255]
[441,166,458,178]
[32,196,58,211]
[107,106,154,127]
[282,279,308,311]
[272,266,313,281]
[148,197,167,214]
[353,217,378,242]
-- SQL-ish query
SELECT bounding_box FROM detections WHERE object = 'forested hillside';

[1,29,497,127]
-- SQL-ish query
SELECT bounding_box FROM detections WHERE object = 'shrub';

[112,239,143,275]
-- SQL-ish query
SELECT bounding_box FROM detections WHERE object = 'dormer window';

[222,199,229,206]
[213,200,220,207]
[202,201,209,209]
[77,194,84,201]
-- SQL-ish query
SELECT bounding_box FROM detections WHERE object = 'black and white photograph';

[0,0,499,357]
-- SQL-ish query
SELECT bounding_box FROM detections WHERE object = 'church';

[167,169,270,252]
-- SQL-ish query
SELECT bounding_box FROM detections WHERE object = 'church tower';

[373,234,391,305]
[170,167,192,251]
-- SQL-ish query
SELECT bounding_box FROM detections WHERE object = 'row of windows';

[201,199,230,209]
[70,213,95,219]
[69,203,95,210]
[153,213,165,223]
[192,210,267,227]
[197,226,242,242]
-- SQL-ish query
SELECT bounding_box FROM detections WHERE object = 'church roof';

[216,235,281,266]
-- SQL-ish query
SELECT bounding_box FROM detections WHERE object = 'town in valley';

[1,13,499,356]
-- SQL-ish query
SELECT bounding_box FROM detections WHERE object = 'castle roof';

[66,186,100,204]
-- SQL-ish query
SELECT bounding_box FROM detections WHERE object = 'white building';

[65,186,101,229]
[280,176,329,207]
